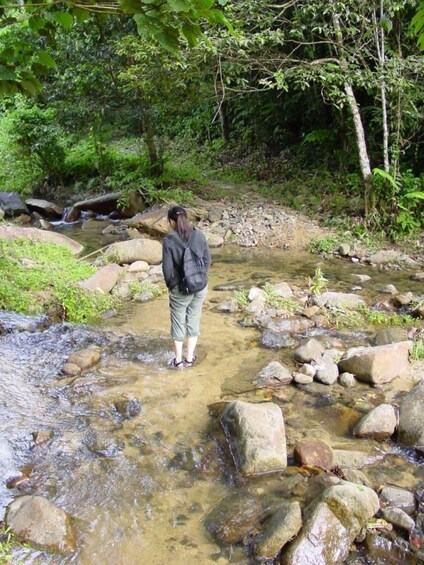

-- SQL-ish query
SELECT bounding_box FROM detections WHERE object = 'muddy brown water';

[1,231,424,564]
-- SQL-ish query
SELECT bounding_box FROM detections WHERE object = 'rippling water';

[1,242,423,564]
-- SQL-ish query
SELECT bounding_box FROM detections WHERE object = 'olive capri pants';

[169,285,208,341]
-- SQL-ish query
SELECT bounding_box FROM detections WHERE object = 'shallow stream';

[1,228,423,564]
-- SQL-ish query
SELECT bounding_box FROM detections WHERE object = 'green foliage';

[331,304,419,329]
[412,338,424,360]
[308,266,328,296]
[128,280,165,299]
[0,239,115,322]
[234,289,248,307]
[308,236,339,255]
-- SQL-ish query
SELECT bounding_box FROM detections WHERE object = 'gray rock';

[293,372,314,385]
[204,232,224,248]
[254,361,293,388]
[411,272,424,282]
[271,282,293,298]
[353,404,397,441]
[103,238,162,265]
[220,401,287,476]
[208,205,225,222]
[248,286,266,301]
[393,292,414,307]
[315,291,365,309]
[299,363,316,377]
[351,274,371,284]
[381,507,415,531]
[6,495,76,554]
[338,243,351,256]
[339,372,356,387]
[113,397,142,420]
[379,485,416,515]
[338,341,412,385]
[374,327,409,345]
[26,198,64,219]
[261,330,299,349]
[397,381,424,448]
[217,298,239,313]
[382,284,398,295]
[0,192,29,216]
[128,260,150,272]
[369,250,401,265]
[315,362,339,385]
[67,347,101,370]
[293,338,325,363]
[254,502,302,560]
[66,191,144,222]
[80,264,123,294]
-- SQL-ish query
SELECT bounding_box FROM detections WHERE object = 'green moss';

[0,239,115,323]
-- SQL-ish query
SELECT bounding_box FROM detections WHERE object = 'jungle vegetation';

[0,0,423,238]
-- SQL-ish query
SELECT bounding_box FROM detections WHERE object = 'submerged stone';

[254,502,302,560]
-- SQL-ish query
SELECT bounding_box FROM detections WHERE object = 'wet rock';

[6,495,76,554]
[382,507,415,531]
[351,274,371,284]
[282,482,379,565]
[113,397,142,420]
[338,341,412,385]
[293,372,314,385]
[217,298,239,313]
[339,372,356,387]
[380,485,416,515]
[248,286,266,301]
[32,431,53,445]
[271,282,293,298]
[204,492,267,544]
[254,502,302,560]
[411,272,424,282]
[382,284,398,294]
[80,264,123,294]
[0,192,29,216]
[0,225,83,255]
[253,361,293,388]
[62,363,82,376]
[265,316,314,334]
[85,432,124,458]
[299,363,316,377]
[369,250,401,265]
[315,362,339,385]
[412,305,424,319]
[261,330,299,349]
[332,449,385,469]
[353,404,397,441]
[67,347,101,370]
[374,327,409,345]
[315,291,365,309]
[304,475,342,506]
[393,292,414,307]
[39,218,53,230]
[293,439,334,470]
[293,338,325,363]
[103,238,162,265]
[220,401,287,476]
[398,381,424,448]
[246,297,266,316]
[66,191,144,222]
[125,208,169,236]
[26,198,63,219]
[342,469,372,487]
[302,305,320,318]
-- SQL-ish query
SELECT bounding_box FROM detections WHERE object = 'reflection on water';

[0,242,423,564]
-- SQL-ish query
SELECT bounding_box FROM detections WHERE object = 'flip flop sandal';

[184,354,197,367]
[170,358,184,369]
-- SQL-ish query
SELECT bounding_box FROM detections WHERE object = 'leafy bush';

[308,236,339,254]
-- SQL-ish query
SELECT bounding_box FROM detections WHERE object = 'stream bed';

[1,236,423,564]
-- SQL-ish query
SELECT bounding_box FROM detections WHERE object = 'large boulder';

[124,208,169,236]
[103,238,162,265]
[6,495,76,554]
[369,250,401,265]
[253,361,293,388]
[25,198,63,219]
[397,381,424,448]
[0,192,29,217]
[0,225,83,255]
[374,327,409,345]
[338,341,412,385]
[282,482,379,565]
[65,191,144,222]
[220,401,287,476]
[315,292,365,309]
[353,404,397,441]
[80,264,123,293]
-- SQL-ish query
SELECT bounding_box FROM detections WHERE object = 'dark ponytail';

[168,206,193,242]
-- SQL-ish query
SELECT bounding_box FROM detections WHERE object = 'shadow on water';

[1,237,423,564]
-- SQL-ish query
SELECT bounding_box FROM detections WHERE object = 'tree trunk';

[218,100,230,142]
[332,8,374,216]
[142,107,163,177]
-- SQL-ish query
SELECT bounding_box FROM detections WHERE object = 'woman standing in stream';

[162,205,211,368]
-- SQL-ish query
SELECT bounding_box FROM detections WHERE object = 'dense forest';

[0,0,423,238]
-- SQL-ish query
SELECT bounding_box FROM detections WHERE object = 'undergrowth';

[0,239,115,323]
[330,304,419,329]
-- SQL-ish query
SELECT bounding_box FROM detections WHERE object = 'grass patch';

[262,284,298,311]
[0,239,115,323]
[129,280,165,300]
[234,290,249,308]
[412,338,424,360]
[308,235,340,254]
[330,304,420,329]
[0,523,30,563]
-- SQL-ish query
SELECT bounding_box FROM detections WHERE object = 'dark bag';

[180,234,208,294]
